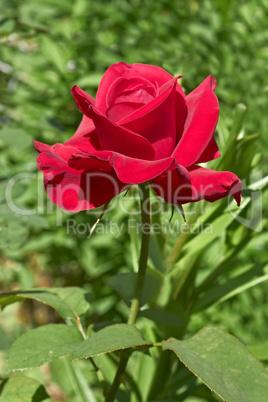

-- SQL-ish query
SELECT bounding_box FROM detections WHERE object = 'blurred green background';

[0,0,268,400]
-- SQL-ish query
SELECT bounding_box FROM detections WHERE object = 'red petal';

[35,143,79,160]
[89,106,155,160]
[195,137,221,164]
[173,75,219,167]
[151,165,241,206]
[175,82,187,138]
[36,144,124,212]
[96,62,173,113]
[191,75,217,93]
[34,140,52,153]
[120,79,178,159]
[64,115,101,152]
[106,101,145,122]
[151,163,191,205]
[69,151,177,184]
[106,76,156,109]
[187,166,242,205]
[71,85,96,117]
[131,63,174,87]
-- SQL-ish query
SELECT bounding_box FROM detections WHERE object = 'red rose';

[34,62,241,212]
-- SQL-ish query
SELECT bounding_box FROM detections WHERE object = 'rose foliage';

[35,63,241,212]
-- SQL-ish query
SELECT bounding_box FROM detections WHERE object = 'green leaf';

[0,376,49,402]
[49,287,91,317]
[0,128,32,150]
[183,210,242,256]
[248,344,268,361]
[163,327,268,402]
[74,73,103,88]
[106,272,162,307]
[132,353,156,401]
[129,218,140,273]
[217,115,230,145]
[149,236,165,272]
[7,324,83,372]
[0,19,15,35]
[71,324,152,360]
[40,36,68,74]
[193,263,268,312]
[50,358,98,402]
[0,287,90,320]
[139,308,185,328]
[231,103,247,137]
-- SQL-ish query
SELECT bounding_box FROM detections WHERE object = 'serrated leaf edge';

[162,326,268,402]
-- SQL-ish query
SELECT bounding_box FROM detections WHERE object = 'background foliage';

[0,0,268,400]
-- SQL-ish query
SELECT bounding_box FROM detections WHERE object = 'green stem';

[128,183,151,326]
[105,183,151,402]
[105,353,129,402]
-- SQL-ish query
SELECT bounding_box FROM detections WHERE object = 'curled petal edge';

[69,151,190,185]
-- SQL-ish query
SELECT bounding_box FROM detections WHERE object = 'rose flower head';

[34,62,241,212]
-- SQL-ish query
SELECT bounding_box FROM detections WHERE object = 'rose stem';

[105,183,151,402]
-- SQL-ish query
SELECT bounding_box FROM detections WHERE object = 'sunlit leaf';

[0,376,48,402]
[7,324,83,372]
[163,327,268,402]
[106,272,162,307]
[71,324,152,360]
[0,287,90,319]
